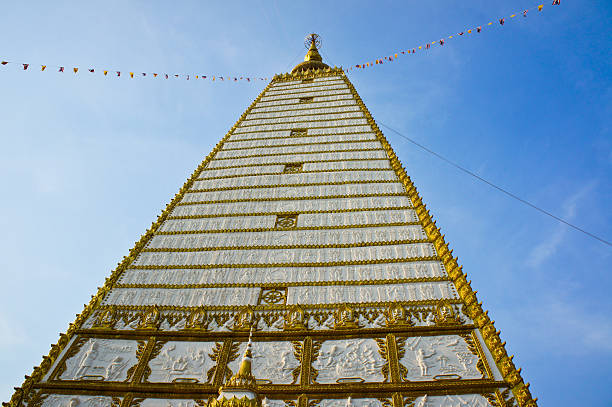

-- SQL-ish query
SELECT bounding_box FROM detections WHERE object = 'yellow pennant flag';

[104,70,108,75]
[510,14,516,18]
[41,65,46,71]
[468,29,472,33]
[394,53,398,58]
[73,67,78,73]
[538,4,544,11]
[418,46,422,49]
[488,22,493,25]
[130,72,134,78]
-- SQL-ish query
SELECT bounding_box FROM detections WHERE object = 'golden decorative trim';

[340,74,537,406]
[113,277,450,290]
[196,168,392,182]
[175,193,407,207]
[222,138,375,151]
[210,147,383,161]
[187,180,397,194]
[3,74,277,407]
[141,238,428,254]
[167,206,412,220]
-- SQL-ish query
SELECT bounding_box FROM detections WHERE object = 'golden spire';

[291,33,330,74]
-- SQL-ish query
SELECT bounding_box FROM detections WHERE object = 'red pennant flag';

[73,68,78,73]
[41,65,46,71]
[412,49,416,53]
[174,74,179,78]
[117,71,121,76]
[499,18,505,25]
[89,69,94,73]
[203,75,207,79]
[187,75,190,80]
[129,72,134,78]
[458,32,464,36]
[246,77,250,81]
[59,67,64,72]
[401,51,405,54]
[477,26,482,32]
[552,0,560,4]
[439,39,445,45]
[220,76,224,80]
[523,10,528,17]
[0,61,8,65]
[165,74,169,79]
[23,64,29,70]
[153,73,158,77]
[426,43,430,49]
[142,73,146,76]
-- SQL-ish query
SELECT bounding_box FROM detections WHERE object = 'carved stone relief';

[30,394,119,407]
[228,341,300,384]
[59,338,139,382]
[405,394,494,407]
[261,398,294,407]
[318,398,385,407]
[312,339,386,383]
[137,400,203,407]
[398,335,484,381]
[147,341,217,384]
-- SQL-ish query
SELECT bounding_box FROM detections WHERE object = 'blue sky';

[0,1,610,405]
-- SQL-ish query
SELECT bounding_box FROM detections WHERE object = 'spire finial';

[291,33,330,74]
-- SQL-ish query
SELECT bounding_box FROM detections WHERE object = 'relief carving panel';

[147,341,217,384]
[58,338,139,382]
[318,398,386,407]
[405,394,494,407]
[312,338,386,383]
[227,341,301,384]
[398,334,485,381]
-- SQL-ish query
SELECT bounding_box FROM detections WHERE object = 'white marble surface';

[240,111,363,126]
[133,242,435,267]
[255,94,355,108]
[148,225,424,249]
[319,399,384,407]
[103,287,260,307]
[399,335,484,381]
[232,118,369,134]
[191,170,398,189]
[159,209,416,233]
[227,341,300,384]
[205,150,386,169]
[266,82,347,94]
[214,141,381,159]
[407,395,494,407]
[147,341,216,383]
[180,181,404,202]
[260,89,351,102]
[287,282,455,305]
[138,400,200,407]
[171,196,411,217]
[35,394,118,407]
[246,105,361,120]
[225,133,375,148]
[250,98,357,113]
[119,261,446,286]
[312,339,386,383]
[59,338,139,382]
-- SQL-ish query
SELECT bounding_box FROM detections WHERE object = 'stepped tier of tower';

[6,68,534,407]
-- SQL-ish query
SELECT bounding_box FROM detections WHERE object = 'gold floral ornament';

[92,305,117,329]
[233,306,255,331]
[334,304,359,329]
[259,288,287,305]
[184,307,208,330]
[289,128,307,137]
[283,163,303,174]
[298,96,314,103]
[137,306,161,330]
[434,301,462,326]
[275,214,298,229]
[284,305,307,331]
[384,303,413,327]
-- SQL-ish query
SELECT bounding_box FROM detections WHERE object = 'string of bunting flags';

[0,59,270,83]
[344,1,561,72]
[1,1,561,82]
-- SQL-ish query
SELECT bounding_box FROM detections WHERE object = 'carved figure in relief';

[384,304,413,327]
[434,301,461,326]
[138,306,161,329]
[419,284,435,300]
[314,340,385,383]
[284,305,307,330]
[233,307,255,331]
[105,356,128,380]
[415,348,435,376]
[184,308,208,330]
[76,342,98,378]
[334,304,359,329]
[94,306,117,329]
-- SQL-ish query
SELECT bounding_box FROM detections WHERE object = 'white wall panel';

[148,225,425,250]
[247,105,361,120]
[158,215,276,233]
[205,150,387,169]
[215,141,381,159]
[240,111,364,127]
[133,243,435,267]
[180,182,405,202]
[255,94,355,108]
[120,261,445,286]
[171,196,412,217]
[250,99,357,113]
[224,133,376,148]
[191,170,398,189]
[260,89,351,102]
[103,287,259,307]
[232,118,369,134]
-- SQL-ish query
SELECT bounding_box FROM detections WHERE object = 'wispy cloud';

[526,180,598,267]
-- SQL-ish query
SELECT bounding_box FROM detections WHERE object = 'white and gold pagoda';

[5,35,536,407]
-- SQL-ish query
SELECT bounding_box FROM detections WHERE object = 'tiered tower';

[5,35,536,407]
